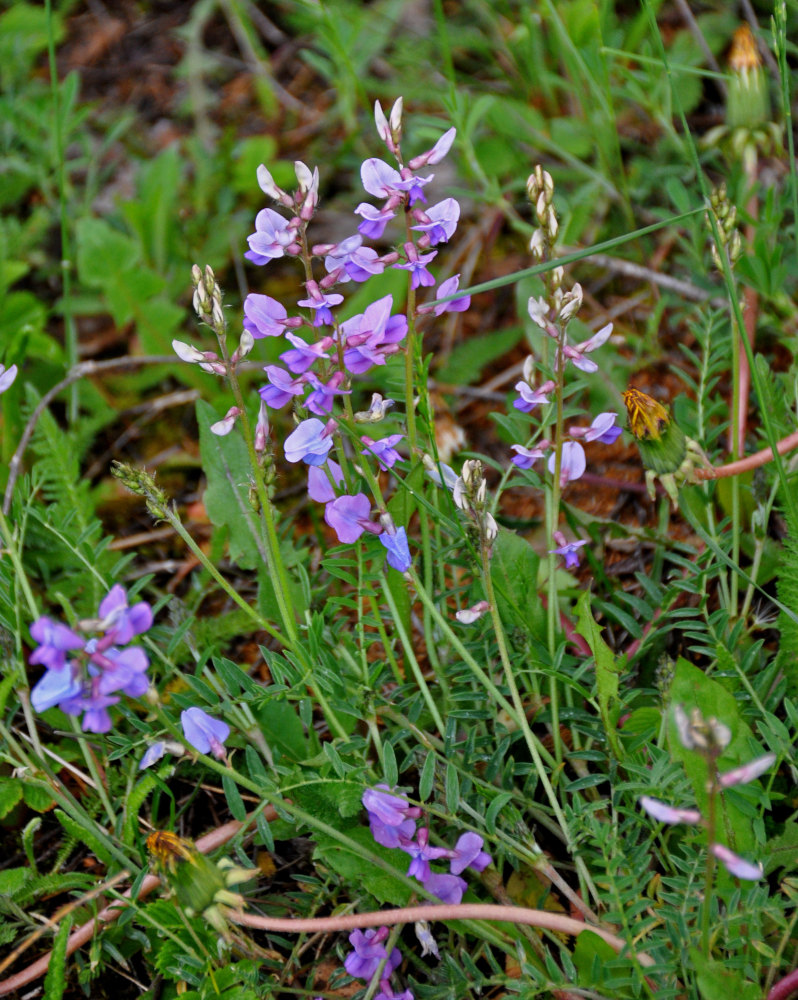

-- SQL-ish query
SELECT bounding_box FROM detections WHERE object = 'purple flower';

[344,927,401,980]
[549,530,588,570]
[718,753,776,788]
[340,295,408,375]
[402,827,451,884]
[97,585,153,645]
[363,785,419,825]
[243,293,293,338]
[711,843,763,881]
[408,126,456,169]
[61,691,119,734]
[297,284,344,327]
[279,333,332,374]
[411,198,460,245]
[181,707,230,759]
[324,493,377,544]
[138,742,167,770]
[432,274,471,315]
[95,645,150,698]
[361,158,406,199]
[245,208,295,264]
[361,434,404,471]
[355,202,397,240]
[449,832,492,875]
[548,441,585,486]
[569,411,622,444]
[395,248,437,290]
[510,443,547,470]
[29,617,85,671]
[380,527,411,573]
[304,371,351,416]
[561,323,613,373]
[258,366,306,409]
[307,460,344,504]
[424,872,467,904]
[639,796,702,825]
[324,235,385,283]
[375,984,414,1000]
[0,363,18,394]
[513,379,555,413]
[30,662,83,713]
[284,418,336,465]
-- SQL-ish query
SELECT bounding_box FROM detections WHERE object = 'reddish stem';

[768,967,798,1000]
[695,428,798,481]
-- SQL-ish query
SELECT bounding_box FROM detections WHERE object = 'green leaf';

[313,825,412,906]
[54,809,115,867]
[43,914,73,1000]
[574,591,623,760]
[690,948,761,1000]
[0,777,23,818]
[254,698,307,762]
[0,867,31,895]
[490,527,544,637]
[437,326,523,386]
[22,783,55,812]
[197,399,259,570]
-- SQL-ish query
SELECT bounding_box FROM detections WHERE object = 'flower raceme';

[29,585,153,733]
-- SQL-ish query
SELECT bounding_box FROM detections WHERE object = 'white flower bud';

[374,101,390,142]
[389,96,403,134]
[210,407,242,436]
[295,160,314,193]
[558,283,583,323]
[455,601,491,624]
[172,340,206,364]
[257,164,283,200]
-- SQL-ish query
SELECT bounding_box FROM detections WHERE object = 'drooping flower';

[408,126,456,169]
[380,526,411,573]
[139,742,167,770]
[181,707,230,759]
[548,530,588,570]
[304,371,351,416]
[297,282,344,327]
[718,753,776,788]
[340,295,408,375]
[455,601,490,624]
[245,208,296,264]
[548,441,586,486]
[355,202,397,239]
[210,406,242,436]
[324,493,378,544]
[395,246,437,289]
[284,418,336,465]
[30,662,83,713]
[60,691,119,734]
[279,332,332,374]
[513,379,555,413]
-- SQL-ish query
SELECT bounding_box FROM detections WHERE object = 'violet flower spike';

[403,827,451,884]
[513,379,555,413]
[355,202,397,240]
[181,707,230,759]
[243,293,296,339]
[423,872,467,904]
[427,273,470,316]
[258,366,307,409]
[30,663,83,713]
[395,246,438,289]
[279,332,332,374]
[304,371,351,416]
[297,283,343,327]
[324,235,385,283]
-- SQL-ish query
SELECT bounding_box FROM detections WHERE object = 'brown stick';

[694,428,798,481]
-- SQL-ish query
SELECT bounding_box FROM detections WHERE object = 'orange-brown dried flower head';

[146,830,195,872]
[623,387,669,442]
[729,23,760,74]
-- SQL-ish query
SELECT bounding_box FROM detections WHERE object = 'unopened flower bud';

[455,600,491,624]
[354,393,396,423]
[232,330,254,363]
[173,340,206,364]
[254,400,269,453]
[210,406,242,436]
[558,283,583,323]
[257,164,292,207]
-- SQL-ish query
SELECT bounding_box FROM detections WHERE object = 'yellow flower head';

[622,387,670,442]
[146,830,196,872]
